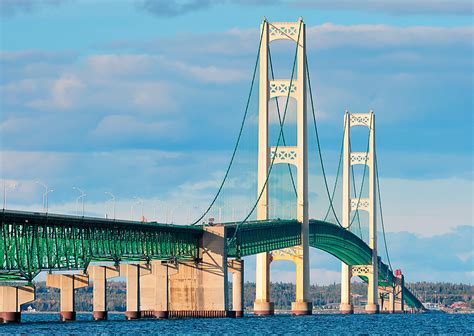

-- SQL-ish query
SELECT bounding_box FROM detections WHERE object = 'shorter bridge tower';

[340,110,379,314]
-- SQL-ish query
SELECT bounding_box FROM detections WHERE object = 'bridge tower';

[254,18,312,316]
[340,110,379,314]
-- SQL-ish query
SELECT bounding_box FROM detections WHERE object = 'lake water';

[0,312,472,335]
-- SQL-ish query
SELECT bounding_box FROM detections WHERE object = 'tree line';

[24,281,473,312]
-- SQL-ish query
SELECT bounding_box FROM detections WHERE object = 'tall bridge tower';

[340,111,379,314]
[254,18,312,316]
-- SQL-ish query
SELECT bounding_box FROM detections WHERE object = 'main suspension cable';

[191,24,266,225]
[375,145,393,271]
[305,54,343,227]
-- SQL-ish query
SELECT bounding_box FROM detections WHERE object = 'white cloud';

[294,0,473,16]
[90,115,182,142]
[85,54,159,78]
[308,23,474,50]
[381,177,473,236]
[163,59,247,83]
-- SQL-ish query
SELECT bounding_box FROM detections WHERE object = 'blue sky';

[0,0,473,285]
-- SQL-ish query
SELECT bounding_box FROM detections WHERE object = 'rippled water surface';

[0,313,472,335]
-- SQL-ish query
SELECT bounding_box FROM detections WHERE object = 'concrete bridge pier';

[340,264,353,314]
[254,253,274,315]
[288,247,312,316]
[394,270,405,313]
[0,285,35,323]
[378,287,394,313]
[120,263,151,320]
[139,261,169,319]
[88,265,120,320]
[46,273,89,321]
[228,259,244,317]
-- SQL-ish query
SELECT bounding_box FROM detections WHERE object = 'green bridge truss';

[1,210,422,309]
[226,219,423,309]
[0,210,200,282]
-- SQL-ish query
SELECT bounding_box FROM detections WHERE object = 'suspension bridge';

[0,18,424,323]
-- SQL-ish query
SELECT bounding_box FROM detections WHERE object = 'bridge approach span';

[0,210,200,282]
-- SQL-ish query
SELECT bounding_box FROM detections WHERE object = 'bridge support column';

[121,264,151,320]
[254,253,274,315]
[340,112,353,315]
[365,269,379,314]
[46,273,89,321]
[229,259,244,317]
[0,286,35,323]
[153,262,169,319]
[394,270,405,313]
[365,111,379,315]
[388,290,396,313]
[254,18,274,318]
[340,264,353,314]
[139,261,169,319]
[88,265,120,320]
[378,288,393,313]
[291,248,312,315]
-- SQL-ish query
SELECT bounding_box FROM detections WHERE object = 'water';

[0,313,472,335]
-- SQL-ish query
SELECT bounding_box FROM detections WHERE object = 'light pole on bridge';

[73,187,86,217]
[36,180,53,213]
[131,196,144,221]
[3,180,19,210]
[105,192,116,220]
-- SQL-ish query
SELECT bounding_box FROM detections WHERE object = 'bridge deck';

[0,210,423,309]
[225,219,423,309]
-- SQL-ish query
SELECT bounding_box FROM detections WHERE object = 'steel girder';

[224,219,423,309]
[0,210,201,282]
[225,219,301,257]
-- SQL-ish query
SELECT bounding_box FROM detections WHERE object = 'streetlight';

[73,187,86,216]
[36,180,53,213]
[3,180,19,210]
[105,192,116,220]
[153,200,163,222]
[131,196,144,221]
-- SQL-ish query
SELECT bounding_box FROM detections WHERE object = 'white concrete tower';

[339,111,379,314]
[254,18,312,316]
[340,111,353,314]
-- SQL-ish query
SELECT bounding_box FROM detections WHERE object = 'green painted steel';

[0,210,201,282]
[0,210,422,309]
[225,219,301,257]
[226,219,423,309]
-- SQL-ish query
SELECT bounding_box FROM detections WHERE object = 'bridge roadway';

[0,209,423,309]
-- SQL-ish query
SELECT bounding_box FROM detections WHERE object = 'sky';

[0,0,473,286]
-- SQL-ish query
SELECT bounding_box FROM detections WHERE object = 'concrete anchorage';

[124,226,234,319]
[254,18,312,316]
[167,226,232,318]
[339,110,379,314]
[88,265,120,320]
[0,285,35,323]
[46,273,89,321]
